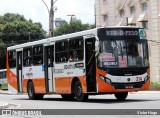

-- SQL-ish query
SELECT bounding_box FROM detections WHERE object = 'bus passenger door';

[16,51,23,92]
[44,45,54,93]
[85,38,97,92]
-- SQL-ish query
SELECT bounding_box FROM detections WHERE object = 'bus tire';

[114,92,128,101]
[74,81,88,102]
[61,94,75,100]
[27,81,36,100]
[36,94,44,100]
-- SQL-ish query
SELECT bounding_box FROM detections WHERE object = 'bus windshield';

[98,39,149,68]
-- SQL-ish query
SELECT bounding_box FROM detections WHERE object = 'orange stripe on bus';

[23,78,46,94]
[55,76,87,94]
[7,69,18,91]
[55,77,72,94]
[96,66,107,77]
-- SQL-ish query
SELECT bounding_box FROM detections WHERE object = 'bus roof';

[7,28,97,51]
[7,26,142,51]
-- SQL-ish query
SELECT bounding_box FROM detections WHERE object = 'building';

[95,0,160,82]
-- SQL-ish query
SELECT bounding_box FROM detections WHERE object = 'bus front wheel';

[74,81,88,102]
[114,92,128,101]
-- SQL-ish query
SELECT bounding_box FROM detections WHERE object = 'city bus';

[7,27,150,102]
[0,69,7,90]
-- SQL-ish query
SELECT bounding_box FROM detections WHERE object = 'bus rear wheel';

[74,81,88,102]
[114,92,128,101]
[27,81,44,100]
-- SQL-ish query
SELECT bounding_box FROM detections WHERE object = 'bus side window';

[55,40,68,63]
[23,47,32,66]
[69,37,83,61]
[33,45,43,65]
[8,51,16,68]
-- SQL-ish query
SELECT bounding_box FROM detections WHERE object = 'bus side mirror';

[95,36,99,57]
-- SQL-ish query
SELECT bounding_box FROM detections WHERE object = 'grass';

[150,82,160,89]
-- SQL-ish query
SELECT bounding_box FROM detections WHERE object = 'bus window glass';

[143,42,149,66]
[98,39,148,68]
[23,47,32,66]
[69,38,83,61]
[55,40,68,63]
[47,46,54,67]
[33,45,43,65]
[8,51,16,68]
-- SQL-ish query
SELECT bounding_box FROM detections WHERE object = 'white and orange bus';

[0,69,7,90]
[7,27,150,101]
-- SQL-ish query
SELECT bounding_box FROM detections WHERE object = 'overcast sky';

[0,0,95,32]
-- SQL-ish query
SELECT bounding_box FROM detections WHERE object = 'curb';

[0,102,9,109]
[0,91,12,95]
[0,91,26,95]
[131,91,160,94]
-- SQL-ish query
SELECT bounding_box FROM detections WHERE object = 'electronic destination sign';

[98,28,146,39]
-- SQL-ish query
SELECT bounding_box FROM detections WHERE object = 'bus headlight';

[144,75,149,83]
[99,75,111,84]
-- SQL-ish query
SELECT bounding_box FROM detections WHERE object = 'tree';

[54,19,95,36]
[0,13,46,46]
[0,13,46,69]
[0,40,7,69]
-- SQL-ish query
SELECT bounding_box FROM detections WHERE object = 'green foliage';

[0,40,7,69]
[150,82,160,88]
[0,13,46,46]
[0,13,26,24]
[54,20,95,36]
[0,13,46,69]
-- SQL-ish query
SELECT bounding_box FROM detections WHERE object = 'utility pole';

[126,17,128,26]
[49,0,54,37]
[94,4,96,28]
[41,0,58,37]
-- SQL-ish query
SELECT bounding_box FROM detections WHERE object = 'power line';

[56,11,94,16]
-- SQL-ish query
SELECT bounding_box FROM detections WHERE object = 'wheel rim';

[76,85,82,96]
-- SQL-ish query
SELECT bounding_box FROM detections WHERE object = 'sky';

[0,0,95,32]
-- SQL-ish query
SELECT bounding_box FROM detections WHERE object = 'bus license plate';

[125,85,134,89]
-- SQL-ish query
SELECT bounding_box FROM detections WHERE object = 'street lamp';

[41,0,58,37]
[41,0,49,14]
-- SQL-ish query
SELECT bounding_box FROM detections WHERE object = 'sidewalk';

[131,91,160,94]
[0,102,9,109]
[0,90,12,95]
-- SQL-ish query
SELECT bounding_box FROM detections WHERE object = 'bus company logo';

[26,72,33,77]
[26,68,33,77]
[64,64,75,70]
[29,68,32,71]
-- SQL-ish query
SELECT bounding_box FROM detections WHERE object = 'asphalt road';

[0,93,160,118]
